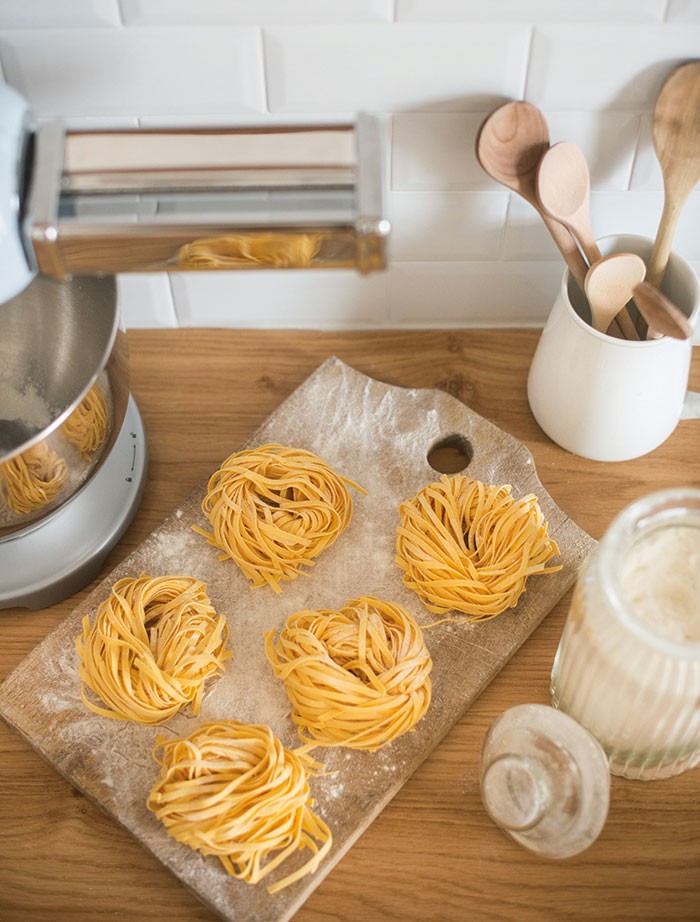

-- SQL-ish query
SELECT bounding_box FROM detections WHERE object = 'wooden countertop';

[1,329,699,922]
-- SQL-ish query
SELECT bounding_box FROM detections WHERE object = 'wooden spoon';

[476,102,589,290]
[537,142,639,339]
[647,60,700,288]
[632,281,694,339]
[536,141,601,264]
[584,253,647,334]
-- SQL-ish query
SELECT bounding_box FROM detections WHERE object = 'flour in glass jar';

[620,525,700,643]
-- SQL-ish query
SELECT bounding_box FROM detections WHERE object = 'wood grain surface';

[0,357,594,922]
[1,329,699,922]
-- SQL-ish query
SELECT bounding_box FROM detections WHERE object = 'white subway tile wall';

[525,25,700,109]
[117,274,178,328]
[264,25,530,112]
[0,2,698,339]
[121,1,395,27]
[0,28,266,117]
[0,1,122,30]
[666,0,700,22]
[170,269,390,328]
[395,1,669,24]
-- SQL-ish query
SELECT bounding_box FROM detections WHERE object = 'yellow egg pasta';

[193,443,366,592]
[395,474,561,620]
[147,720,332,894]
[178,232,324,270]
[0,440,68,515]
[62,384,109,458]
[265,596,432,751]
[76,574,231,725]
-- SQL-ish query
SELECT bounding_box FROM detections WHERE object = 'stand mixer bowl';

[0,274,129,538]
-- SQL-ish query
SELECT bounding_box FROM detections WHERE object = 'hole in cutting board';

[426,434,473,474]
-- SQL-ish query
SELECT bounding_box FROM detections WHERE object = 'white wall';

[1,1,699,333]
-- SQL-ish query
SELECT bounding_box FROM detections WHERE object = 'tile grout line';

[165,275,181,329]
[626,113,646,192]
[520,25,536,101]
[259,27,271,114]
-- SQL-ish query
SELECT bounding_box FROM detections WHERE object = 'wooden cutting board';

[0,358,594,922]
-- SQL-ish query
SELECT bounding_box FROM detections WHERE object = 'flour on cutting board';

[0,357,595,922]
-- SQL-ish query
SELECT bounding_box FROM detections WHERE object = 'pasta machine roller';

[1,84,389,303]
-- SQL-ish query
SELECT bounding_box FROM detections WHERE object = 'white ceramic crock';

[527,235,699,462]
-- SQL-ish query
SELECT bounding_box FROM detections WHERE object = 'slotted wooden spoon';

[647,60,700,288]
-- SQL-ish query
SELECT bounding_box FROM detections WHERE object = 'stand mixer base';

[0,397,147,610]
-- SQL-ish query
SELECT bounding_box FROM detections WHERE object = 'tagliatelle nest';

[147,720,332,894]
[395,474,561,620]
[61,384,109,458]
[193,443,366,592]
[76,574,231,724]
[265,596,433,751]
[0,441,68,515]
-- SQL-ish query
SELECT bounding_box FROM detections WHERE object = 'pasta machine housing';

[0,83,390,302]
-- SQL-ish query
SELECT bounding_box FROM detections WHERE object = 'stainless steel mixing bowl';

[0,274,129,537]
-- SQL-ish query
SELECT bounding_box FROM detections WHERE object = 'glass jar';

[551,488,700,780]
[480,704,610,858]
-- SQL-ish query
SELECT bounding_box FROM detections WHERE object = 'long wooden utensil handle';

[539,211,588,290]
[539,212,634,338]
[647,193,687,288]
[613,307,641,340]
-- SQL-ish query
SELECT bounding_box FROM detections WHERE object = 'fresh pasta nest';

[0,441,67,515]
[147,720,332,894]
[62,384,109,458]
[265,596,432,751]
[76,574,231,725]
[396,474,561,620]
[193,443,365,592]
